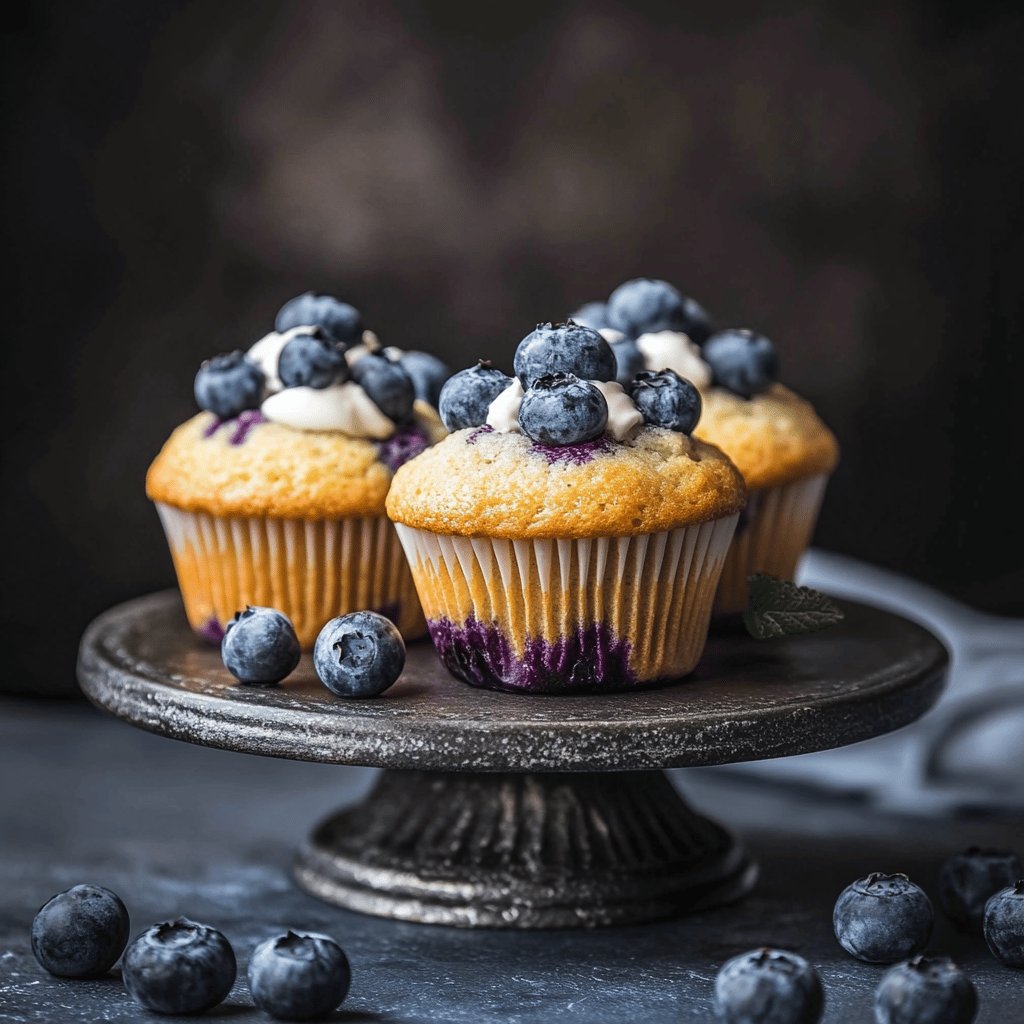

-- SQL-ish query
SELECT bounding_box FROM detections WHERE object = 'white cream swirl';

[635,331,712,389]
[261,383,395,439]
[485,379,524,432]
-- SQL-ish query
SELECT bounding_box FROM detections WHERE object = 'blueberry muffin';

[385,321,745,693]
[147,292,449,647]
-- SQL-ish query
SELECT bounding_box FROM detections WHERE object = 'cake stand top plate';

[77,590,947,773]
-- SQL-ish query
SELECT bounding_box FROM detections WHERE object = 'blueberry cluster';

[572,277,780,398]
[221,606,405,698]
[193,292,451,422]
[31,885,351,1018]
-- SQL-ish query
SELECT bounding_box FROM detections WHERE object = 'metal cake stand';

[77,590,947,929]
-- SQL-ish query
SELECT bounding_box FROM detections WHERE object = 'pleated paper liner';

[395,515,738,693]
[155,504,426,647]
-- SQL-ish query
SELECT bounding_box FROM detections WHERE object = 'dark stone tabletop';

[2,699,1022,1023]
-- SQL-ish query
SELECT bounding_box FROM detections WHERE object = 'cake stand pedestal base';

[294,769,755,928]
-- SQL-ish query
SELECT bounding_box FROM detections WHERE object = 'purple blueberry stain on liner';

[196,617,225,644]
[377,425,429,472]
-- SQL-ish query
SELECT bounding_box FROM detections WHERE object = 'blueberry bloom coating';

[833,873,933,964]
[874,956,977,1024]
[606,278,713,342]
[400,350,451,407]
[277,332,348,390]
[194,351,265,419]
[350,353,416,422]
[628,369,702,434]
[248,931,351,1021]
[122,918,236,1015]
[938,847,1022,933]
[519,373,609,447]
[514,321,617,388]
[610,338,646,386]
[703,329,779,399]
[983,880,1024,966]
[713,947,824,1024]
[31,884,130,979]
[275,292,363,344]
[568,301,611,331]
[438,361,512,431]
[314,611,406,698]
[221,606,301,686]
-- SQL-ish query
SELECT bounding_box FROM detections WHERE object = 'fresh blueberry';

[277,332,348,390]
[437,360,513,431]
[833,872,934,964]
[248,931,351,1021]
[194,351,265,419]
[983,880,1024,966]
[874,956,977,1024]
[939,847,1022,933]
[221,606,301,686]
[704,328,779,399]
[314,611,406,698]
[350,353,416,422]
[606,278,713,343]
[713,947,824,1024]
[400,350,452,407]
[628,369,702,434]
[122,918,236,1015]
[513,321,617,388]
[31,884,130,979]
[610,337,646,386]
[275,292,363,345]
[568,301,611,331]
[518,372,608,447]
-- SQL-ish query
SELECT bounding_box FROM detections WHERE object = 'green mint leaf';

[743,573,845,640]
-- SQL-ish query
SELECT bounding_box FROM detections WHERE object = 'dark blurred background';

[3,0,1022,695]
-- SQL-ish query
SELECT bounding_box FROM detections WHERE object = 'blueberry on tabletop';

[628,369,702,434]
[983,880,1024,966]
[833,872,934,964]
[703,329,779,399]
[568,301,610,331]
[939,847,1022,933]
[277,332,348,390]
[350,353,416,422]
[221,606,301,686]
[122,918,236,1015]
[713,947,824,1024]
[248,931,351,1021]
[31,884,130,979]
[437,360,512,431]
[519,372,609,447]
[606,278,713,343]
[194,351,265,420]
[400,349,452,407]
[314,611,406,698]
[874,956,977,1024]
[610,337,646,386]
[275,292,363,345]
[513,321,617,388]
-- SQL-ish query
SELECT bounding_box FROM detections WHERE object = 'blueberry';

[275,292,363,345]
[314,611,405,698]
[874,956,977,1024]
[277,332,348,390]
[248,931,351,1021]
[833,872,934,964]
[194,351,265,419]
[606,278,713,343]
[400,350,452,407]
[628,369,702,434]
[704,329,779,399]
[713,947,824,1024]
[513,321,617,388]
[983,880,1024,966]
[437,360,513,430]
[221,606,301,686]
[568,301,610,331]
[518,372,608,447]
[939,847,1022,933]
[610,338,646,386]
[350,353,416,422]
[31,884,129,979]
[122,918,236,1015]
